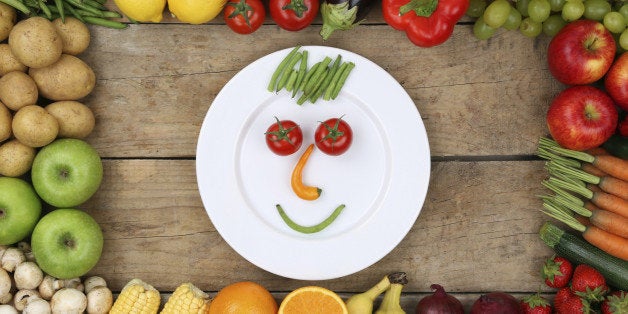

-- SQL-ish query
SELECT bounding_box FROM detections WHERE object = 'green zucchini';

[602,134,628,160]
[539,222,628,290]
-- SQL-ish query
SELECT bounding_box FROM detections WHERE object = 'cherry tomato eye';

[314,117,353,156]
[265,118,303,156]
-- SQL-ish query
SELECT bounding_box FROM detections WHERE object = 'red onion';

[415,284,464,314]
[470,292,523,314]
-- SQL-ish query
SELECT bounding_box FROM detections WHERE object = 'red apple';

[547,85,618,151]
[604,52,628,111]
[547,20,616,85]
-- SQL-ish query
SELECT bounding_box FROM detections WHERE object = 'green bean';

[291,51,308,98]
[297,61,320,92]
[0,0,31,14]
[276,51,302,92]
[285,70,298,92]
[83,16,127,29]
[53,0,65,21]
[331,62,355,100]
[38,0,52,19]
[63,1,85,22]
[311,54,341,103]
[83,0,106,10]
[267,46,301,92]
[308,69,331,103]
[304,56,332,94]
[324,62,348,101]
[65,0,103,16]
[276,204,345,234]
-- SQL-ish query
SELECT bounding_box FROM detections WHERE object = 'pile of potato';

[0,4,98,177]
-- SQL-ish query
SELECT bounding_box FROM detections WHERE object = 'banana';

[345,272,405,314]
[374,272,408,314]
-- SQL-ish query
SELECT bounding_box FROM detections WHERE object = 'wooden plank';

[81,24,562,158]
[82,159,554,293]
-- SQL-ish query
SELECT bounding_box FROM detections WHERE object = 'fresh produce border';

[0,0,627,312]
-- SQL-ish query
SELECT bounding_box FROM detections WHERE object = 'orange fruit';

[278,286,348,314]
[208,281,278,314]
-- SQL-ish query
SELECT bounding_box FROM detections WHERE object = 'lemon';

[114,0,166,23]
[167,0,227,24]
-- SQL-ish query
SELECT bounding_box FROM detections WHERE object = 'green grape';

[619,4,628,21]
[467,0,488,18]
[474,16,497,39]
[503,7,523,30]
[583,0,611,21]
[549,0,565,12]
[620,27,628,50]
[543,14,567,36]
[604,11,627,33]
[484,0,513,28]
[516,0,531,17]
[528,0,551,22]
[562,0,585,21]
[520,16,543,37]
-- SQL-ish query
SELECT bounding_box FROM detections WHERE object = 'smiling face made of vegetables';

[264,115,353,234]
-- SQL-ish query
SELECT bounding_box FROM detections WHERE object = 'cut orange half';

[278,286,348,314]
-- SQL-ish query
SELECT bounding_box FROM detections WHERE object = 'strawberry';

[520,293,552,314]
[601,291,628,314]
[554,287,591,314]
[571,264,609,302]
[542,255,573,288]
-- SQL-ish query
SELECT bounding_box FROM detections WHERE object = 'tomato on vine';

[269,0,319,31]
[265,117,303,156]
[314,116,353,156]
[224,0,266,34]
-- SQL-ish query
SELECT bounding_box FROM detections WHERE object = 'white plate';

[196,46,430,280]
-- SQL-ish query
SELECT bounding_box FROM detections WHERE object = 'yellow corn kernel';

[110,279,161,314]
[160,282,211,314]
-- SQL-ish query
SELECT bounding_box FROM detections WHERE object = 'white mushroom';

[23,298,51,314]
[1,248,25,272]
[0,246,7,259]
[86,286,112,314]
[62,278,84,293]
[13,289,39,311]
[50,288,86,314]
[0,268,11,304]
[83,276,107,293]
[0,304,18,314]
[16,242,35,263]
[14,262,43,290]
[39,276,63,301]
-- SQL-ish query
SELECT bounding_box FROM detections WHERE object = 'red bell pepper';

[382,0,469,47]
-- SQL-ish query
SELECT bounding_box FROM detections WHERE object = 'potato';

[53,17,90,55]
[0,44,27,76]
[45,101,95,139]
[29,54,96,101]
[9,17,63,69]
[0,3,16,42]
[0,139,35,177]
[0,101,11,142]
[12,105,59,147]
[0,71,38,110]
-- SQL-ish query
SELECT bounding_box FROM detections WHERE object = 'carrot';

[541,199,628,260]
[591,191,628,219]
[539,137,628,181]
[597,176,628,201]
[582,163,607,177]
[589,209,628,238]
[592,154,628,182]
[583,225,628,260]
[584,201,602,212]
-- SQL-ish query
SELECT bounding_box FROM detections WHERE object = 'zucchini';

[602,134,628,160]
[539,222,628,290]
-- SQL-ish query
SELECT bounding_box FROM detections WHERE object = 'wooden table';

[78,1,565,311]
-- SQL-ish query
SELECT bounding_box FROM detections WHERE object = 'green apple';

[31,208,103,279]
[0,177,42,245]
[31,138,103,208]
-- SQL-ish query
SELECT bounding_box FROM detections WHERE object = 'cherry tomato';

[224,0,266,34]
[269,0,319,31]
[265,118,303,156]
[314,116,353,156]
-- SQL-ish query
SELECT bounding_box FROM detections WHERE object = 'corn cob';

[110,279,161,314]
[160,282,211,314]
